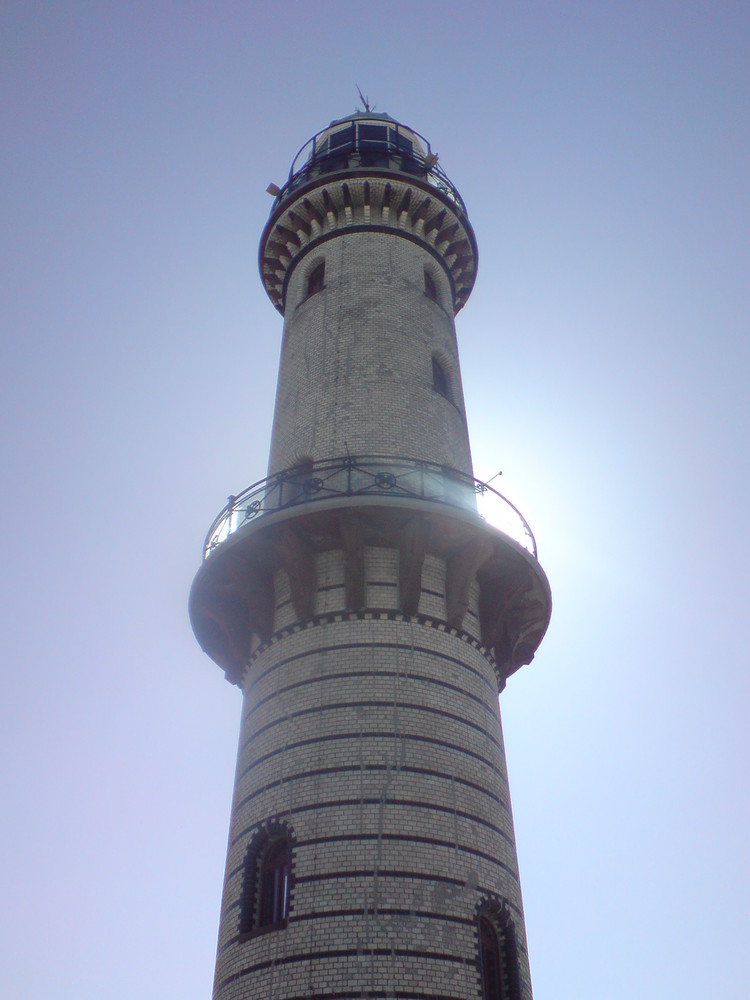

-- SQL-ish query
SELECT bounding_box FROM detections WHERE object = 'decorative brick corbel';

[398,519,428,617]
[274,525,316,622]
[340,511,365,611]
[445,537,493,629]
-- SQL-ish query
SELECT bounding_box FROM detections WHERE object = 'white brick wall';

[212,550,533,1000]
[267,231,472,478]
[210,151,534,1000]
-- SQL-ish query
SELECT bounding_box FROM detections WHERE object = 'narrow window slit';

[424,269,438,302]
[307,261,325,297]
[432,356,450,400]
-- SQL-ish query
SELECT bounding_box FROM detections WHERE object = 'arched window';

[258,837,291,927]
[480,917,502,998]
[239,825,294,937]
[307,260,325,297]
[478,910,522,1000]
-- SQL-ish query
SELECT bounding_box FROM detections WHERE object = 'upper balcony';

[260,113,478,314]
[269,113,469,218]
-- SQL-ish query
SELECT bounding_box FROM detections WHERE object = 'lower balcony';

[190,456,550,687]
[203,455,536,559]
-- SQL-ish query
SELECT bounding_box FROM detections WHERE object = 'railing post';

[227,495,236,536]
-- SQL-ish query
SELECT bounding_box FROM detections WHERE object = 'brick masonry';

[212,549,533,1000]
[199,119,543,1000]
[268,230,472,478]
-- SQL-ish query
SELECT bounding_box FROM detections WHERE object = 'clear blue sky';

[2,3,748,998]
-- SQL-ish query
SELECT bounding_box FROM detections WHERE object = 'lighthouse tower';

[189,112,551,1000]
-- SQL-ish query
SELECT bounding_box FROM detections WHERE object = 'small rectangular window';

[329,124,355,151]
[307,262,325,297]
[358,123,388,150]
[432,357,449,399]
[424,270,438,302]
[390,128,413,156]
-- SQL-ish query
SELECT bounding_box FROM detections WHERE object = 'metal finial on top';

[355,85,375,113]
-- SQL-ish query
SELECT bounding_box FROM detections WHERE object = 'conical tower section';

[190,111,551,1000]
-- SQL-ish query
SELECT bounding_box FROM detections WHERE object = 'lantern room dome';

[270,112,466,217]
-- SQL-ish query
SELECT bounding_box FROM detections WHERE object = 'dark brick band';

[245,663,498,726]
[233,763,505,814]
[246,635,496,705]
[230,797,516,849]
[237,729,504,783]
[216,944,471,993]
[226,829,517,889]
[239,609,496,688]
[242,699,503,755]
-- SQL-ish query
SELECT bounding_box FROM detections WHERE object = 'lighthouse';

[189,111,551,1000]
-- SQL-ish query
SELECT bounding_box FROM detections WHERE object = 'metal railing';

[272,118,468,216]
[203,455,536,560]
